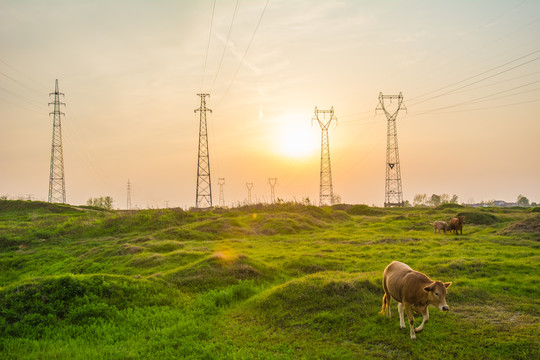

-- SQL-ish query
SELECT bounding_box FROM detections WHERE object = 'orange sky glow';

[1,0,539,208]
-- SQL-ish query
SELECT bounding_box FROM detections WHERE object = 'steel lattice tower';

[246,182,254,204]
[48,79,66,203]
[312,107,337,206]
[376,92,406,207]
[126,179,132,210]
[268,178,277,203]
[194,94,213,208]
[218,178,225,207]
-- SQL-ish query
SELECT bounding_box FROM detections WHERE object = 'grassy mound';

[193,217,250,238]
[165,252,278,292]
[243,272,381,330]
[435,203,464,210]
[155,226,211,241]
[0,275,186,338]
[253,212,323,235]
[346,205,383,216]
[0,200,84,216]
[500,215,540,236]
[457,211,500,225]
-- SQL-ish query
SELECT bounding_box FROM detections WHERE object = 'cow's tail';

[380,293,388,315]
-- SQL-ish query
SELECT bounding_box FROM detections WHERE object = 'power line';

[200,0,217,92]
[0,57,49,90]
[0,98,44,115]
[413,81,540,116]
[210,0,240,92]
[0,71,45,96]
[0,85,47,109]
[411,98,540,116]
[409,49,540,104]
[218,0,270,105]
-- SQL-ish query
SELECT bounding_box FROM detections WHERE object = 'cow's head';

[424,281,452,311]
[458,216,465,224]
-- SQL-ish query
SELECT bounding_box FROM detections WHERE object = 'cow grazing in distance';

[380,261,452,340]
[448,216,465,235]
[431,221,448,234]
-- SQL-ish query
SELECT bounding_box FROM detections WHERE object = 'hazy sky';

[1,0,539,208]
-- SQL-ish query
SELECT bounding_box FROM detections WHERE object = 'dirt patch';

[453,303,538,330]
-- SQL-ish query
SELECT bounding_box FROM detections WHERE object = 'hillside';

[0,200,538,359]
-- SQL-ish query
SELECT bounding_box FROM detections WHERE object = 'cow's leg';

[415,307,429,332]
[404,303,416,339]
[398,302,406,329]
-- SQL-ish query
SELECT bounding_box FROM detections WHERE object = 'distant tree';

[450,194,459,204]
[440,193,450,204]
[403,200,412,207]
[87,196,114,210]
[517,195,530,206]
[333,194,342,204]
[413,194,427,207]
[430,194,441,207]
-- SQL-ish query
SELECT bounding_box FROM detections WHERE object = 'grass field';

[0,200,538,359]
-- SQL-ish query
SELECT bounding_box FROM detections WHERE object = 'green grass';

[0,200,538,359]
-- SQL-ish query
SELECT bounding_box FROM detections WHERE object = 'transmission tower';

[268,178,277,203]
[194,94,213,208]
[218,177,225,207]
[126,179,132,210]
[48,79,66,204]
[312,107,337,206]
[376,92,406,207]
[246,182,254,204]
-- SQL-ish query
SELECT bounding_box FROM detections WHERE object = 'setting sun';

[275,116,319,158]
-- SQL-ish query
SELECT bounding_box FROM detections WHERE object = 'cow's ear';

[423,285,433,292]
[443,282,452,288]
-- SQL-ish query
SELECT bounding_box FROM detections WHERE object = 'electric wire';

[0,71,45,96]
[0,85,47,109]
[409,56,540,107]
[200,0,217,92]
[412,82,540,116]
[408,49,540,104]
[217,0,270,105]
[0,57,49,90]
[210,0,240,93]
[0,98,43,115]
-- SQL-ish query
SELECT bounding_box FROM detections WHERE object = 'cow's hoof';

[400,324,406,329]
[414,327,423,332]
[411,335,416,340]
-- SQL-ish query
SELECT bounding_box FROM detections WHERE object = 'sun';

[275,116,319,158]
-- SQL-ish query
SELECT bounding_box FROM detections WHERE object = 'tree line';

[412,194,459,207]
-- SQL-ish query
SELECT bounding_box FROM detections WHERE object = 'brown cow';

[431,221,448,234]
[448,216,465,234]
[380,261,452,340]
